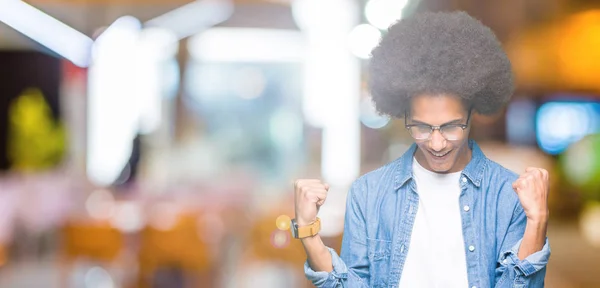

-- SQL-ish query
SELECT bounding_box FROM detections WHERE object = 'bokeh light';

[275,214,291,231]
[270,230,290,249]
[536,102,600,154]
[561,134,600,196]
[148,202,179,231]
[84,266,115,288]
[580,202,600,248]
[365,0,409,30]
[360,96,390,129]
[85,189,116,220]
[109,201,143,233]
[348,24,381,59]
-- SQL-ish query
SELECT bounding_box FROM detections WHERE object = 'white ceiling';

[0,2,298,50]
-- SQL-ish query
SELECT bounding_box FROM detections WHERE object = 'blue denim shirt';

[305,140,551,287]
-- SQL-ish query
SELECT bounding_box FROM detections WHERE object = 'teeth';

[432,151,448,157]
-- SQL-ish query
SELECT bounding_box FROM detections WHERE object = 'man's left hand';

[512,167,550,223]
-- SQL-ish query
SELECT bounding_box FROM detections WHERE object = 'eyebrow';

[410,118,464,126]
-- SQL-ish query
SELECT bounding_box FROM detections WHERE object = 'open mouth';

[429,150,451,159]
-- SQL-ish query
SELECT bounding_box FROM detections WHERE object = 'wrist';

[525,217,548,235]
[301,234,329,256]
[526,212,549,225]
[519,216,548,259]
[300,233,322,245]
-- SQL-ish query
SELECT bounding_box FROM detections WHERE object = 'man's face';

[408,94,472,173]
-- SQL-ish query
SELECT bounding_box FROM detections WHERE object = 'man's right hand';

[294,179,330,226]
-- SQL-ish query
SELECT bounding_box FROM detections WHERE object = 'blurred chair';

[61,221,124,262]
[137,212,214,288]
[60,220,125,287]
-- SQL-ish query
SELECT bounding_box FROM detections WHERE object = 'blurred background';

[0,0,599,287]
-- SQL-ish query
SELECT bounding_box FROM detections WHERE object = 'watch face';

[291,219,298,238]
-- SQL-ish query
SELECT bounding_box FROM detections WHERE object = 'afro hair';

[369,11,514,117]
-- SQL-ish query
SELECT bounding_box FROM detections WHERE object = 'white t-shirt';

[398,158,469,288]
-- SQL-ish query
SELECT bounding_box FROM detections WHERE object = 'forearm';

[517,219,548,260]
[302,234,333,272]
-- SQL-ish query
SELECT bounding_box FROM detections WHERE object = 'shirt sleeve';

[494,203,551,288]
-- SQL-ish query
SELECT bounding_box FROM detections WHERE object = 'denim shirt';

[305,140,551,288]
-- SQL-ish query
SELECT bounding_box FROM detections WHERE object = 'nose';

[428,129,446,152]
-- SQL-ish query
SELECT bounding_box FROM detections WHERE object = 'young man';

[291,11,550,287]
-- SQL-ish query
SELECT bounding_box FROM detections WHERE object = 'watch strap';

[292,217,321,239]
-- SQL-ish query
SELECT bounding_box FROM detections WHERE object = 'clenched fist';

[294,179,330,226]
[512,167,550,223]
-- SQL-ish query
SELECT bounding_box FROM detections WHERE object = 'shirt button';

[463,205,470,212]
[468,245,475,252]
[503,259,508,264]
[462,177,467,183]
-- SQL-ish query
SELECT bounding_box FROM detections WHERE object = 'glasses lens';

[441,125,463,140]
[409,125,431,140]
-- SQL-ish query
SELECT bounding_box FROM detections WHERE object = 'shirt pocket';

[367,238,392,287]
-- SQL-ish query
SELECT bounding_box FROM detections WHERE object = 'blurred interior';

[0,0,599,287]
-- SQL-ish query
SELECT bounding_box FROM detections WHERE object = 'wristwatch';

[290,217,321,239]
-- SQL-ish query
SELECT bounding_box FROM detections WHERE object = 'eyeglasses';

[405,110,471,141]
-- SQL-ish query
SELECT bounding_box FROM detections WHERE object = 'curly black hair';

[369,11,514,117]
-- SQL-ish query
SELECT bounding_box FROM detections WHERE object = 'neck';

[452,143,472,172]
